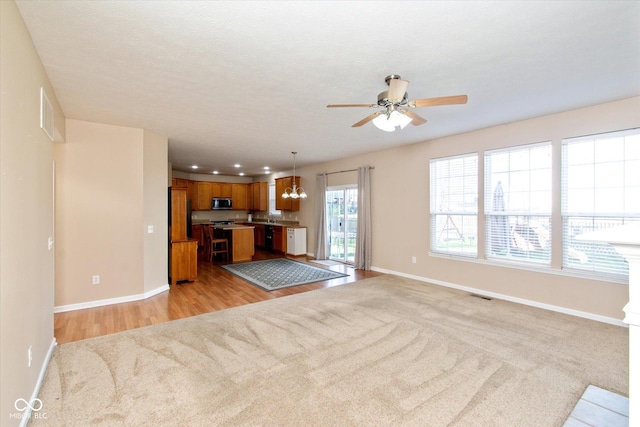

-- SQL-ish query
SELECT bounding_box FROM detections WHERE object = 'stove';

[212,221,234,225]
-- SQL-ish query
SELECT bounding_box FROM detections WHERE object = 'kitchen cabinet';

[253,224,266,247]
[170,188,197,285]
[231,183,249,210]
[170,240,198,285]
[192,224,204,249]
[210,182,232,198]
[275,176,300,211]
[172,179,195,205]
[171,189,188,241]
[196,182,212,210]
[273,226,284,252]
[250,182,268,211]
[172,178,188,188]
[213,225,255,262]
[181,178,252,211]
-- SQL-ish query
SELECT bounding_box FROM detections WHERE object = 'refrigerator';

[286,227,307,256]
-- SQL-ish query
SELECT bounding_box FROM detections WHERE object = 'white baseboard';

[19,338,57,427]
[54,284,170,313]
[371,266,627,327]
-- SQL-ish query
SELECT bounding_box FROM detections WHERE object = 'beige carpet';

[33,275,628,426]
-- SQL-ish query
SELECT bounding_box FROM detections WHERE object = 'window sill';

[428,251,628,285]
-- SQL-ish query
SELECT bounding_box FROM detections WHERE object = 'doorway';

[326,187,358,263]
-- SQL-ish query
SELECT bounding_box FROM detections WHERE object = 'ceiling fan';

[327,74,468,132]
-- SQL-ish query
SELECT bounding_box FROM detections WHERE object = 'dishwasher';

[286,227,307,256]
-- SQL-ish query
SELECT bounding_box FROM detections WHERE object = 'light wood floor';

[54,250,384,344]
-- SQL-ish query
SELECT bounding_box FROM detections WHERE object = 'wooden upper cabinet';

[171,188,187,241]
[221,183,232,198]
[211,182,232,198]
[231,183,249,210]
[176,177,256,211]
[195,182,212,210]
[275,176,300,211]
[172,178,196,208]
[251,182,268,211]
[172,178,189,188]
[210,182,222,198]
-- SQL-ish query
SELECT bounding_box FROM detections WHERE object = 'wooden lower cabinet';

[192,224,204,249]
[253,224,265,247]
[273,226,284,252]
[230,227,255,262]
[170,239,198,285]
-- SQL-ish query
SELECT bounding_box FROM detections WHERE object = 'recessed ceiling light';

[191,165,198,169]
[212,171,219,175]
[264,166,270,170]
[239,172,245,176]
[234,164,241,168]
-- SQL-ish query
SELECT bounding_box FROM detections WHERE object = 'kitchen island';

[212,224,255,262]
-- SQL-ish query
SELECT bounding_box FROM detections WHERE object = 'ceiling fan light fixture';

[372,109,413,132]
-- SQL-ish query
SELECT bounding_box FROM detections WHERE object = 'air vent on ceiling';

[40,87,54,141]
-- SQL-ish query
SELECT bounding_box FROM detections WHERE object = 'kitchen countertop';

[212,224,255,230]
[242,221,304,228]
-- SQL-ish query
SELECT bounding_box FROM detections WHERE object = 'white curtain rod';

[317,166,374,177]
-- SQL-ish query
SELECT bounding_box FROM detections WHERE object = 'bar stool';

[206,225,229,262]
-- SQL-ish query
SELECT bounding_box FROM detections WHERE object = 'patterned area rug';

[221,258,348,291]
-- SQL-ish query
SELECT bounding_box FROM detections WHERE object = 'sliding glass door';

[326,187,358,263]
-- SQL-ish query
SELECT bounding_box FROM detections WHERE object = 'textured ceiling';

[15,1,640,176]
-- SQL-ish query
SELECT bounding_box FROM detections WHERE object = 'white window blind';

[562,128,640,277]
[430,153,478,256]
[485,142,552,264]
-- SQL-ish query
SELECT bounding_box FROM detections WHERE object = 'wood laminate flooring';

[54,250,383,344]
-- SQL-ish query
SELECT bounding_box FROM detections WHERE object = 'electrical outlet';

[147,225,154,233]
[92,275,100,285]
[47,236,54,251]
[28,346,32,367]
[412,256,417,264]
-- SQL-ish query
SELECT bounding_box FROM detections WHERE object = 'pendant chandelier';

[282,152,307,199]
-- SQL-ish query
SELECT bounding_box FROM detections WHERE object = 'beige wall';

[55,120,168,307]
[143,130,169,294]
[0,1,64,423]
[296,97,639,322]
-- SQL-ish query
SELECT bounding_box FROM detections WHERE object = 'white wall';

[143,130,169,294]
[55,120,168,308]
[295,97,640,322]
[0,1,64,423]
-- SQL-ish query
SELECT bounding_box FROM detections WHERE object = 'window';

[430,153,478,256]
[562,129,640,277]
[268,184,281,215]
[485,142,552,264]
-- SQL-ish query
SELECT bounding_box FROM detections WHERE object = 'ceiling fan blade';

[411,95,468,108]
[352,112,382,127]
[388,79,409,102]
[402,110,427,126]
[327,103,377,108]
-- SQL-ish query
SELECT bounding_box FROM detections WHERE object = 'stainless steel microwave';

[211,198,232,210]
